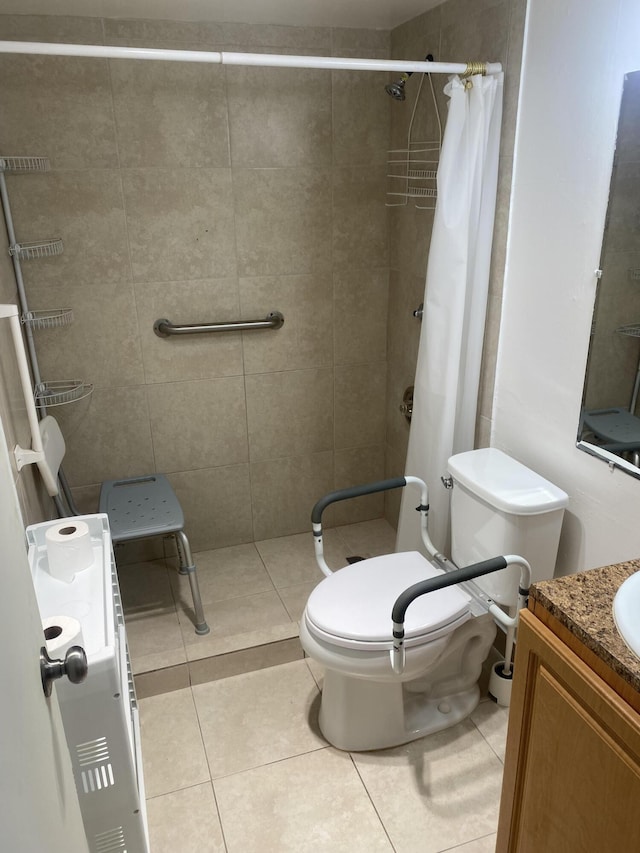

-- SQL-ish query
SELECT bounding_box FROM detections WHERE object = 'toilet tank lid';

[447,448,569,515]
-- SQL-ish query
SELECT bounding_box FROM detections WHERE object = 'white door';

[0,416,88,851]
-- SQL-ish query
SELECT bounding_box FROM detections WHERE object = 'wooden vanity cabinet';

[496,608,640,853]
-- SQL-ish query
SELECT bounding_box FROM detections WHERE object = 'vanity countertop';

[530,560,640,696]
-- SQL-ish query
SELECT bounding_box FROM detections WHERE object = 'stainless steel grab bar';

[153,311,284,338]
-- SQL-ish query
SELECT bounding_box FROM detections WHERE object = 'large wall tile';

[334,268,389,364]
[110,61,229,168]
[26,279,145,388]
[240,274,333,373]
[250,452,334,539]
[135,278,243,383]
[333,445,385,524]
[147,377,248,472]
[386,270,424,380]
[169,464,254,551]
[122,168,236,281]
[441,2,510,68]
[227,65,331,167]
[104,18,225,49]
[389,204,433,278]
[7,170,130,285]
[234,167,332,276]
[222,23,331,50]
[0,14,104,43]
[54,386,154,487]
[0,56,117,169]
[331,28,390,52]
[331,52,391,167]
[335,362,386,449]
[385,361,413,462]
[245,368,333,461]
[333,167,389,269]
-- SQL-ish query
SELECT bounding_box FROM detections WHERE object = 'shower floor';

[119,518,398,697]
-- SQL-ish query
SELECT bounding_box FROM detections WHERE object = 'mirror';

[578,69,640,477]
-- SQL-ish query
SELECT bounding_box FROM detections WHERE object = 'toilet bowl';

[301,448,569,752]
[300,550,497,751]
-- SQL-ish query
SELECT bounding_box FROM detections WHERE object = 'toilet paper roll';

[44,520,94,583]
[42,615,85,658]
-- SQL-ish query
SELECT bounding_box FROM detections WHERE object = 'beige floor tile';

[193,660,325,778]
[139,688,210,798]
[125,607,185,666]
[118,559,175,614]
[448,834,498,852]
[146,783,226,853]
[131,645,187,677]
[214,748,393,853]
[470,698,511,763]
[334,518,397,559]
[304,657,325,690]
[170,543,274,606]
[178,589,292,649]
[184,622,299,662]
[352,720,504,853]
[277,580,320,621]
[255,528,350,587]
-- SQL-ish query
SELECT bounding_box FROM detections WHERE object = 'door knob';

[40,645,88,698]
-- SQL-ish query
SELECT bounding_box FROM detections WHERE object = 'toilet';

[300,448,568,751]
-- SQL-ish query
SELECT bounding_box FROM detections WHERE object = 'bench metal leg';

[175,530,210,635]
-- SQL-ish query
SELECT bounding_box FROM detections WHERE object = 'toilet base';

[319,670,481,751]
[315,615,497,751]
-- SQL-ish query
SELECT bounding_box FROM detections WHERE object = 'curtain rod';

[0,40,501,75]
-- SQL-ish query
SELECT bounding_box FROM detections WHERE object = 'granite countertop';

[531,559,640,694]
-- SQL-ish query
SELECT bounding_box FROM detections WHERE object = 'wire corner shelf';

[9,238,64,260]
[34,380,93,408]
[0,155,50,173]
[616,324,640,338]
[23,308,74,330]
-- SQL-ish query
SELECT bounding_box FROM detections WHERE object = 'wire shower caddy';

[386,68,443,210]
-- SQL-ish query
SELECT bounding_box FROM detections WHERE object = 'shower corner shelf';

[616,324,640,338]
[9,238,64,260]
[34,380,93,408]
[0,155,50,173]
[23,308,74,330]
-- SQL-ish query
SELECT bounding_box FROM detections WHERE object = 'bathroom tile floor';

[139,660,508,852]
[127,517,509,852]
[119,518,399,685]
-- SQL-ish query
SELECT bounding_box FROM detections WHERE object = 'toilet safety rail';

[311,475,445,577]
[391,554,531,674]
[153,310,284,337]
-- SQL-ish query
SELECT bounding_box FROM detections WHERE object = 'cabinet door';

[497,610,640,853]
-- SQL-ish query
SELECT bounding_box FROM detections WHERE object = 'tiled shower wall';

[0,1,526,540]
[0,15,392,549]
[383,0,527,525]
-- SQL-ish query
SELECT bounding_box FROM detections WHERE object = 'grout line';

[436,831,497,853]
[348,753,398,852]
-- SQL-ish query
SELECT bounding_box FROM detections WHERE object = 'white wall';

[493,0,640,574]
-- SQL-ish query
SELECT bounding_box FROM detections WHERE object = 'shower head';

[385,54,434,101]
[385,73,409,100]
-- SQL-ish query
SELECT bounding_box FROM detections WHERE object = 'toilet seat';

[304,551,472,652]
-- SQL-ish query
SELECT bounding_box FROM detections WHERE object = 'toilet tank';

[447,448,568,606]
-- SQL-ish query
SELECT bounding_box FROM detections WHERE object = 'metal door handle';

[40,645,88,697]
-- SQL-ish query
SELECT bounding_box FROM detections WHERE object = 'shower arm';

[310,475,443,578]
[391,555,532,674]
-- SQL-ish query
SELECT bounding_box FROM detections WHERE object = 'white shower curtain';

[396,72,503,555]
